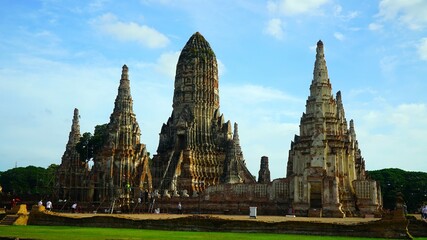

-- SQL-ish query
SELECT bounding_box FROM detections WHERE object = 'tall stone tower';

[152,32,255,194]
[90,65,152,205]
[56,108,88,201]
[286,41,381,217]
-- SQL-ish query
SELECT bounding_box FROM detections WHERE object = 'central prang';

[151,32,256,195]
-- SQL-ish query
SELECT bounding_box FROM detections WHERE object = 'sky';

[1,0,426,180]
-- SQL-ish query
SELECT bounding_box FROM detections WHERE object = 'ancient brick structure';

[88,65,152,205]
[258,156,271,184]
[286,40,382,217]
[151,32,255,195]
[56,108,88,201]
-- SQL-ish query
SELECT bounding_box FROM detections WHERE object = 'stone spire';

[222,140,243,184]
[349,119,356,140]
[286,40,379,217]
[313,40,329,85]
[233,122,241,153]
[308,40,332,111]
[64,108,81,159]
[258,156,271,184]
[90,65,151,205]
[56,108,86,201]
[113,65,133,117]
[152,32,255,194]
[336,91,344,117]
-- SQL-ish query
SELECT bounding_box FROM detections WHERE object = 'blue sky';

[1,0,426,180]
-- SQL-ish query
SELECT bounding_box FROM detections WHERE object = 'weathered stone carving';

[151,32,255,195]
[286,40,381,217]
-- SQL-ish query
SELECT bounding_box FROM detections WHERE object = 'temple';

[286,40,382,217]
[151,32,255,196]
[55,34,381,217]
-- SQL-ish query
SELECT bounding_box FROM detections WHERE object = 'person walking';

[71,203,77,213]
[46,200,52,211]
[178,202,182,214]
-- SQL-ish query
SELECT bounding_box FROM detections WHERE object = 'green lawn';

[0,225,395,240]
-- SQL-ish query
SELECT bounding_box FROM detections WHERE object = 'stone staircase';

[0,215,19,225]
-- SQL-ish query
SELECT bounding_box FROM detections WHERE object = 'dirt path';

[53,212,380,225]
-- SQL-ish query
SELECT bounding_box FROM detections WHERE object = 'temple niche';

[151,32,255,196]
[56,108,89,202]
[286,40,382,217]
[88,65,152,206]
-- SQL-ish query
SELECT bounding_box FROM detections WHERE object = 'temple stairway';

[159,150,183,190]
[0,215,19,225]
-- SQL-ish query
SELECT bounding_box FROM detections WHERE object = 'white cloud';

[348,88,378,98]
[90,13,169,48]
[333,4,359,21]
[222,84,301,104]
[217,59,226,77]
[334,32,345,41]
[265,18,285,40]
[418,38,427,61]
[377,0,427,30]
[309,44,317,52]
[267,0,330,16]
[88,0,109,11]
[351,102,427,171]
[154,51,180,79]
[220,83,303,179]
[368,23,383,31]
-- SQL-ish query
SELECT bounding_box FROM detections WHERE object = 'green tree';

[368,168,427,213]
[75,132,93,162]
[0,164,58,198]
[75,123,109,162]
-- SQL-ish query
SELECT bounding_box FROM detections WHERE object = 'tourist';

[178,202,182,214]
[422,205,427,220]
[71,202,77,213]
[46,200,52,211]
[38,200,43,207]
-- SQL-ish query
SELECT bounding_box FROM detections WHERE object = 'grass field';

[0,225,406,240]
